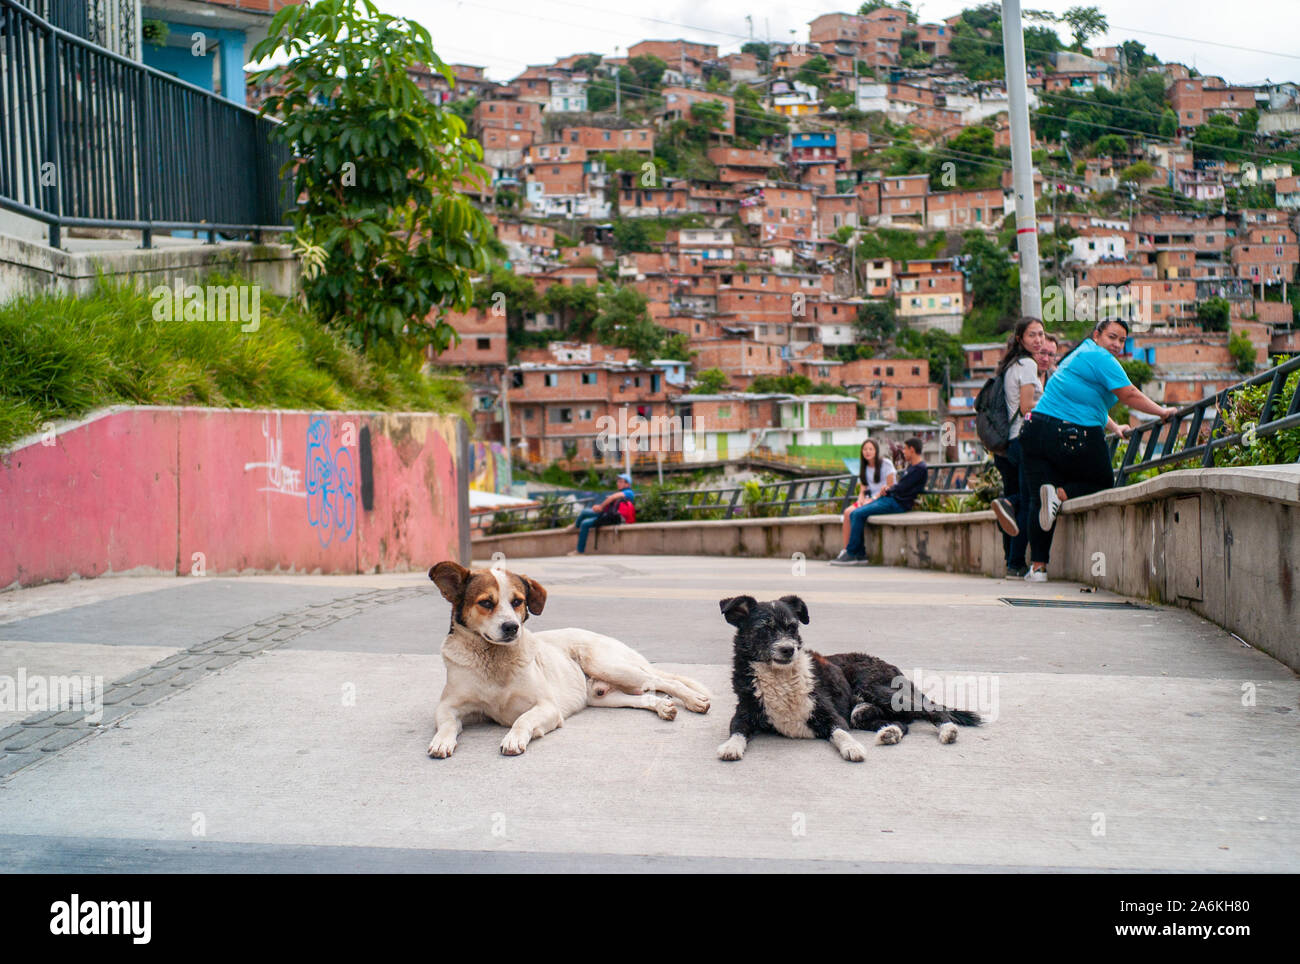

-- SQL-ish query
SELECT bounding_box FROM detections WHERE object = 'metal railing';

[470,494,602,536]
[471,462,984,534]
[654,462,982,521]
[1110,355,1300,485]
[22,0,135,58]
[0,0,292,248]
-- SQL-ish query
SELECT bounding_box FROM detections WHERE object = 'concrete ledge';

[1064,465,1300,511]
[0,232,299,302]
[475,508,1003,577]
[1053,465,1300,670]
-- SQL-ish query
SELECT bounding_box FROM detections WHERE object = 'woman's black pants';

[1020,413,1114,566]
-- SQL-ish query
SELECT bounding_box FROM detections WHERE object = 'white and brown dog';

[427,561,712,757]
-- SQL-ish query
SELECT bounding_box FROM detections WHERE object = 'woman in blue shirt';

[1020,319,1177,582]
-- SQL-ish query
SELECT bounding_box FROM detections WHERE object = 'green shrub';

[1214,360,1300,467]
[0,275,466,450]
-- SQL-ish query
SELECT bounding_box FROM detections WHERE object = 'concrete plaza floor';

[0,556,1296,872]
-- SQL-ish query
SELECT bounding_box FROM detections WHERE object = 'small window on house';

[512,371,524,388]
[886,367,894,376]
[717,405,731,418]
[545,373,558,387]
[476,337,490,350]
[581,372,597,385]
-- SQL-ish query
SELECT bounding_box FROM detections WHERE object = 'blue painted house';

[141,0,303,105]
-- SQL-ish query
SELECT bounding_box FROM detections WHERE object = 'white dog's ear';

[518,574,547,615]
[430,561,469,603]
[720,595,756,626]
[779,595,810,625]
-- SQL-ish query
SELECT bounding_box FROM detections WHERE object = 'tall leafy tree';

[251,0,493,353]
[1062,6,1107,50]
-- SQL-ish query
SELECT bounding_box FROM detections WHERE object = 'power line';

[1106,24,1300,62]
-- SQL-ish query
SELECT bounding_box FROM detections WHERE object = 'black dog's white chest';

[750,655,816,738]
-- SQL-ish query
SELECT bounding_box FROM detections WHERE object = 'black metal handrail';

[1109,355,1300,485]
[0,0,292,248]
[471,462,984,534]
[656,462,983,521]
[470,495,602,535]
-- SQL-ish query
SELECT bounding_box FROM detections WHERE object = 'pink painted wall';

[0,407,467,589]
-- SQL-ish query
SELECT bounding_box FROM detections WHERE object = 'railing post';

[139,68,152,248]
[45,22,61,249]
[1115,427,1141,486]
[781,481,797,517]
[1201,393,1226,468]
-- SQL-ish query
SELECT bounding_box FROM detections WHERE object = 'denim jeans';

[993,436,1028,569]
[844,495,906,557]
[575,508,599,554]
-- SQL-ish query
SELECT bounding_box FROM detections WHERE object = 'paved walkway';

[0,556,1296,872]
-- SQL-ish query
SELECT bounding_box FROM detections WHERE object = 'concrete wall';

[1052,465,1300,671]
[0,234,298,304]
[475,509,1002,577]
[476,465,1300,669]
[0,406,470,589]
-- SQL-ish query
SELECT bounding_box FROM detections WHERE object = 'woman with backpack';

[988,317,1047,577]
[841,438,896,549]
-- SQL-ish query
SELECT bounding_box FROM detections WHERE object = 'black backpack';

[974,370,1012,456]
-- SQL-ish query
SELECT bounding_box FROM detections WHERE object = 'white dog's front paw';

[500,731,529,756]
[655,697,677,721]
[427,735,457,758]
[876,724,904,746]
[938,722,958,744]
[680,691,711,714]
[717,734,747,761]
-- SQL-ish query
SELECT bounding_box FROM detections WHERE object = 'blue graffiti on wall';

[306,417,356,547]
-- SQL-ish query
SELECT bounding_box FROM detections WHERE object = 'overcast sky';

[390,0,1299,87]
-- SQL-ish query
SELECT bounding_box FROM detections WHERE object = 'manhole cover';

[999,597,1152,610]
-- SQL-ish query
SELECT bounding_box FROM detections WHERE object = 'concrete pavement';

[0,556,1296,872]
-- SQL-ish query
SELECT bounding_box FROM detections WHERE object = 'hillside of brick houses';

[344,6,1300,467]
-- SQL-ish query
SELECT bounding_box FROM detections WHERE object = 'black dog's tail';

[945,708,982,727]
[865,677,983,727]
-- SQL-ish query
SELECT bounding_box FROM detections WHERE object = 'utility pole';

[501,369,514,492]
[1001,0,1042,319]
[614,46,620,117]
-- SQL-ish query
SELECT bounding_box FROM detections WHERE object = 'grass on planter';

[0,274,468,449]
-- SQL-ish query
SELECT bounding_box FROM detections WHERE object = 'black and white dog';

[716,594,981,762]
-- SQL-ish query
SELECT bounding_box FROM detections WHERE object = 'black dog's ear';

[430,561,469,604]
[517,573,547,615]
[779,594,810,625]
[719,595,757,626]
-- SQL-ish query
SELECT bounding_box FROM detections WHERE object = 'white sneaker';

[1024,567,1048,583]
[1038,484,1063,531]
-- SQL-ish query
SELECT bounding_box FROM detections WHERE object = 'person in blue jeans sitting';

[830,437,928,565]
[569,474,635,555]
